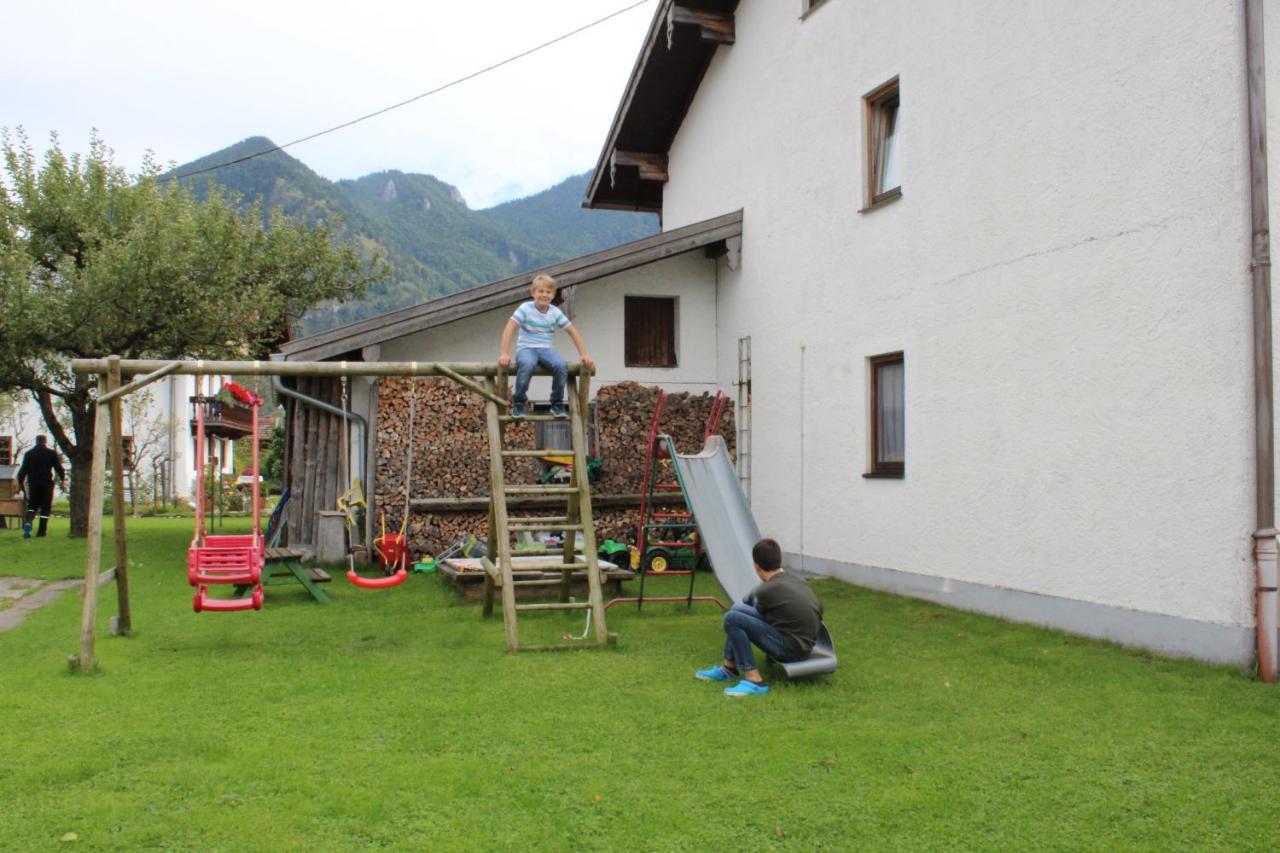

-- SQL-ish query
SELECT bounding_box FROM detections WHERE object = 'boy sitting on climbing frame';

[695,538,824,697]
[498,273,593,419]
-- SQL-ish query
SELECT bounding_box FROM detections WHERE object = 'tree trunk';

[67,441,94,538]
[62,391,96,539]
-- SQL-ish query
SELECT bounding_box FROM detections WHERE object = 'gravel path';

[0,577,80,632]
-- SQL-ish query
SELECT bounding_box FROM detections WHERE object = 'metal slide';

[665,435,837,677]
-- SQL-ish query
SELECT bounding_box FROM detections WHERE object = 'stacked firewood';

[593,382,734,496]
[374,377,734,557]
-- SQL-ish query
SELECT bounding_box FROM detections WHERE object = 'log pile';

[374,377,734,557]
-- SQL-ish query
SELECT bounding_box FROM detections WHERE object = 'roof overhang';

[278,210,743,362]
[585,0,739,212]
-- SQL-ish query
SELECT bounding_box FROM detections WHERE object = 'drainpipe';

[272,376,368,545]
[1245,0,1277,682]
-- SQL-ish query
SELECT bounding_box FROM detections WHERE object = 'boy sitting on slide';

[695,538,824,697]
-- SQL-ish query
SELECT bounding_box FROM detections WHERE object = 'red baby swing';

[187,378,266,612]
[345,375,410,589]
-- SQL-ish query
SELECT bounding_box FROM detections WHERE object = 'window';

[0,436,12,466]
[867,353,904,477]
[864,78,901,208]
[625,296,678,368]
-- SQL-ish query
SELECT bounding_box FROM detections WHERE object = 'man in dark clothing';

[16,435,66,538]
[694,537,823,697]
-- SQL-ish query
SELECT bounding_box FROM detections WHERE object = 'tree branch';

[36,388,78,457]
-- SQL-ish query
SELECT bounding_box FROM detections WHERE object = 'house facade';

[276,214,737,551]
[582,0,1278,668]
[3,374,247,506]
[272,0,1280,669]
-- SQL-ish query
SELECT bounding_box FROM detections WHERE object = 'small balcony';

[190,397,256,440]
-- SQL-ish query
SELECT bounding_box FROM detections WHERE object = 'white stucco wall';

[379,251,720,396]
[660,0,1256,638]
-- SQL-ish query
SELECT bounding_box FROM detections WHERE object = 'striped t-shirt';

[511,301,570,349]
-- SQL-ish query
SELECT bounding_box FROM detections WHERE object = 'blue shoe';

[550,403,568,418]
[695,665,735,682]
[22,522,32,540]
[724,679,769,697]
[511,403,525,418]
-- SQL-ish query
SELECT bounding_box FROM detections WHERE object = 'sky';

[1,0,657,209]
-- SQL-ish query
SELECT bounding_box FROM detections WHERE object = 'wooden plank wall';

[284,377,346,547]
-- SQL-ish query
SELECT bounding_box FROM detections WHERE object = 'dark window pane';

[625,297,677,367]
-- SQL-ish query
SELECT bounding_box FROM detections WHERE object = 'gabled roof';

[279,210,743,362]
[586,0,740,212]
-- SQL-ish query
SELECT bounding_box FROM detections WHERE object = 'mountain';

[172,137,658,335]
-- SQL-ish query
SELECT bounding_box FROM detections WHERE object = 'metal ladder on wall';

[479,371,611,651]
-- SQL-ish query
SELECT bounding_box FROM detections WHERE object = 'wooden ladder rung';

[504,485,579,495]
[515,601,593,612]
[511,515,569,525]
[510,522,584,533]
[498,414,568,422]
[501,449,553,457]
[512,579,567,588]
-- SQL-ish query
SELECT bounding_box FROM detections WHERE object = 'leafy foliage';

[0,128,383,534]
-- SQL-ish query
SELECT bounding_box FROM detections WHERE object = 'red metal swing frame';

[187,378,265,612]
[607,389,728,611]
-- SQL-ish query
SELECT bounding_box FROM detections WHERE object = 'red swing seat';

[193,583,264,612]
[346,566,409,589]
[346,530,409,589]
[187,534,264,586]
[188,379,266,613]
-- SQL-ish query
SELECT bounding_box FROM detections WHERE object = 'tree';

[0,129,386,536]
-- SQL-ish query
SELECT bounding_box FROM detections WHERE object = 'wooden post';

[482,498,497,619]
[485,378,519,651]
[107,357,131,635]
[75,381,111,672]
[571,371,609,645]
[482,371,507,620]
[560,420,581,604]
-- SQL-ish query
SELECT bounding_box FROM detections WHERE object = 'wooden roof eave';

[586,0,675,210]
[586,0,739,211]
[279,210,744,363]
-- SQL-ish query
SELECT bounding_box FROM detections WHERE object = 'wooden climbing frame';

[67,356,610,671]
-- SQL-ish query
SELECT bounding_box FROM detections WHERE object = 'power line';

[176,0,654,180]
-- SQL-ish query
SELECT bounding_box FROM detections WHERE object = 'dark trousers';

[24,483,53,536]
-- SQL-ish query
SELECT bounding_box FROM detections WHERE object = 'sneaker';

[511,403,526,418]
[22,522,31,540]
[724,679,769,697]
[550,403,568,418]
[695,665,736,682]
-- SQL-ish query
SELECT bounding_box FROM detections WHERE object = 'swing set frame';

[67,355,592,673]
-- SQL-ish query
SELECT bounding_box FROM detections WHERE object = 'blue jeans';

[722,603,800,673]
[512,347,567,405]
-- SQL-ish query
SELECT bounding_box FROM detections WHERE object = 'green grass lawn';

[1,518,1278,850]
